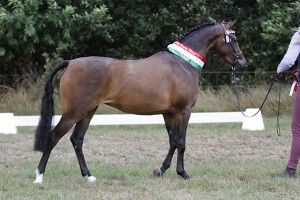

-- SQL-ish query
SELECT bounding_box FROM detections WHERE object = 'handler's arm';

[277,32,300,73]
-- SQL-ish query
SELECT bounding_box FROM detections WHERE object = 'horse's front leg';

[153,113,176,177]
[175,110,191,179]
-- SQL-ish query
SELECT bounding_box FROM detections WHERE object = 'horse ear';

[228,19,237,28]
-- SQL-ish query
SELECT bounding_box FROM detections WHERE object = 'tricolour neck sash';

[167,41,206,71]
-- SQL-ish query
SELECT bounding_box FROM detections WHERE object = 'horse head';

[213,20,248,70]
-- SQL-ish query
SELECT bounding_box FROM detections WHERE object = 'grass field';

[0,116,299,200]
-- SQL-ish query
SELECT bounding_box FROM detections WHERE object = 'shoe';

[275,167,297,180]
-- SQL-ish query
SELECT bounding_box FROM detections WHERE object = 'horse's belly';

[104,96,170,115]
[107,104,169,115]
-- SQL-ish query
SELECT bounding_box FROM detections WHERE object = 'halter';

[221,23,243,70]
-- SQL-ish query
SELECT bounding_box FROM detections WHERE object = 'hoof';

[84,175,97,183]
[153,168,162,177]
[33,169,43,184]
[33,178,43,184]
[183,174,191,180]
[178,171,191,180]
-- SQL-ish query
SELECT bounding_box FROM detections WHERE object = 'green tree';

[261,1,300,70]
[103,0,213,59]
[202,0,300,85]
[0,0,112,84]
[1,0,300,87]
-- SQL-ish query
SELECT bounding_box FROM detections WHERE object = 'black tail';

[34,60,70,152]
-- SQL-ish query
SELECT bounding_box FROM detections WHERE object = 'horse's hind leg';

[153,113,176,177]
[70,107,98,183]
[34,116,76,183]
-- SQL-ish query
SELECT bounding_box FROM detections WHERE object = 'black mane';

[177,22,215,42]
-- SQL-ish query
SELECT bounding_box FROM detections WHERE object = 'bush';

[0,0,112,84]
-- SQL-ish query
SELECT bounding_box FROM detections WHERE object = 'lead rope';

[232,70,281,135]
[277,82,281,136]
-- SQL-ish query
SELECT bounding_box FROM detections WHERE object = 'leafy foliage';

[103,0,213,58]
[0,0,112,84]
[261,1,300,66]
[0,0,300,86]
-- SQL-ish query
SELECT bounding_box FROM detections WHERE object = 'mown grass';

[0,116,299,200]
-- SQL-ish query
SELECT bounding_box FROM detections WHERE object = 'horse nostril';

[242,62,248,68]
[235,59,248,69]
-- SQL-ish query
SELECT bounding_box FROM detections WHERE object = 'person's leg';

[276,89,300,179]
[287,89,300,170]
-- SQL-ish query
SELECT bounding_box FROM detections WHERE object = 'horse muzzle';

[233,58,248,70]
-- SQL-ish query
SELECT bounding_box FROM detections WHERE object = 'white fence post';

[0,113,17,134]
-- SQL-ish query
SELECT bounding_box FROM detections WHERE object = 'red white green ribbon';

[167,41,206,71]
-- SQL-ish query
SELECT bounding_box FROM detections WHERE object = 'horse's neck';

[182,26,220,56]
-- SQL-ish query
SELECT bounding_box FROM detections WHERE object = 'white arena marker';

[0,113,17,134]
[242,108,265,131]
